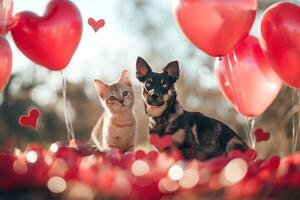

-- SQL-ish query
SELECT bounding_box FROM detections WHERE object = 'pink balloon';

[214,35,281,117]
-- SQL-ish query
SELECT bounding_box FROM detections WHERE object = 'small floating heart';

[150,134,172,151]
[255,128,270,142]
[19,108,40,128]
[88,18,105,32]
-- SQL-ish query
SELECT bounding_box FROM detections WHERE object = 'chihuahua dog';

[136,57,248,160]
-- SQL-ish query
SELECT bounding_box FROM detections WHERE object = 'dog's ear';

[136,57,152,82]
[163,61,179,82]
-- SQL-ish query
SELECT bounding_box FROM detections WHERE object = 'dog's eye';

[161,81,168,88]
[122,91,129,97]
[109,96,117,101]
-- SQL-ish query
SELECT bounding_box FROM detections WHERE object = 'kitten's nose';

[119,99,124,104]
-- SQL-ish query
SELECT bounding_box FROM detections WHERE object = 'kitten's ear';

[136,57,152,82]
[94,79,108,97]
[119,69,132,86]
[163,61,179,82]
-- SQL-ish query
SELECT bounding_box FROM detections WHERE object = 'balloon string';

[242,117,251,146]
[60,71,75,142]
[219,56,248,145]
[296,90,300,150]
[225,53,251,146]
[226,54,238,109]
[36,130,47,147]
[0,0,12,34]
[291,89,295,153]
[248,117,256,149]
[291,89,300,154]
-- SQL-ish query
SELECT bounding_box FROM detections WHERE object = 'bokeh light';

[168,164,184,181]
[80,155,97,169]
[49,158,68,177]
[159,177,179,193]
[112,176,132,196]
[47,176,67,193]
[131,160,150,176]
[49,143,59,153]
[13,160,28,174]
[25,150,38,163]
[44,154,53,165]
[179,168,200,188]
[66,181,95,200]
[219,158,248,186]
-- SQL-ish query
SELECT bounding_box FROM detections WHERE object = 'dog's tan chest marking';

[172,129,186,144]
[146,104,168,118]
[191,125,200,144]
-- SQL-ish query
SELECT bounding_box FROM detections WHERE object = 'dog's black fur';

[136,57,248,160]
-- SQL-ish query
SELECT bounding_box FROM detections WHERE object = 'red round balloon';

[214,35,281,117]
[11,0,82,71]
[259,2,300,88]
[0,36,12,92]
[174,0,257,57]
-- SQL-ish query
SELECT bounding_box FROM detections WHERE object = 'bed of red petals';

[0,143,300,200]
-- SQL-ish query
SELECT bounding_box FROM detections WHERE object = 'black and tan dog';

[136,57,248,160]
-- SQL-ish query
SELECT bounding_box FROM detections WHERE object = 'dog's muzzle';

[147,93,165,106]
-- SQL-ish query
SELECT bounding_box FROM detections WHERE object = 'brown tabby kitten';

[91,70,136,153]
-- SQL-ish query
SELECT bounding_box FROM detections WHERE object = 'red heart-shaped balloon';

[11,0,82,71]
[149,134,172,152]
[0,36,12,92]
[19,108,40,128]
[254,128,270,142]
[260,2,300,88]
[174,0,257,56]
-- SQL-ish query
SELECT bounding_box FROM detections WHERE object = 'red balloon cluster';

[259,2,300,89]
[0,0,82,91]
[0,143,300,199]
[174,0,300,117]
[214,35,281,117]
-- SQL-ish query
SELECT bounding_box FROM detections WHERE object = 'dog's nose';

[151,93,159,100]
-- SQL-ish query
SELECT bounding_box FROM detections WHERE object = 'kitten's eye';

[145,81,152,88]
[122,91,129,97]
[145,79,152,88]
[109,96,117,101]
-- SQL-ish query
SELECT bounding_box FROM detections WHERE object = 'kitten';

[91,70,136,153]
